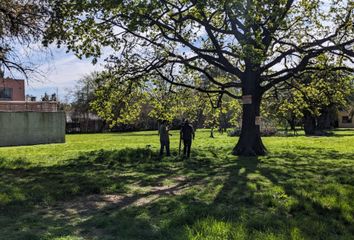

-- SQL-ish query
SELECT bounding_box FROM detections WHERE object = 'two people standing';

[159,119,195,158]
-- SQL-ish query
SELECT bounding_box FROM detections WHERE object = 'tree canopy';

[44,0,354,155]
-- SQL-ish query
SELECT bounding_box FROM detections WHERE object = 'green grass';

[0,129,353,240]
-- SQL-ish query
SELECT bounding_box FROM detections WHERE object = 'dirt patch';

[46,175,191,218]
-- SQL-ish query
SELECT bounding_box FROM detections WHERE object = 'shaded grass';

[0,129,353,239]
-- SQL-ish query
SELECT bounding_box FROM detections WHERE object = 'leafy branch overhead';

[0,0,50,77]
[45,0,353,95]
[44,0,354,156]
[90,70,241,128]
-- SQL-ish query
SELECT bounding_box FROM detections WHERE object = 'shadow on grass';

[0,146,353,239]
[208,154,354,239]
[265,128,354,138]
[0,147,223,239]
[110,132,160,137]
[270,146,354,162]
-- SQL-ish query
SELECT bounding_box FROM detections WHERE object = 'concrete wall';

[0,112,65,147]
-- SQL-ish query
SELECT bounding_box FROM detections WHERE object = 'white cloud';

[25,48,106,99]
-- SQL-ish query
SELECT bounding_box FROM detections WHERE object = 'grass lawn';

[0,129,353,240]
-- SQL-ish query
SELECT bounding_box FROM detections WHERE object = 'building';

[338,111,354,128]
[0,78,25,101]
[0,77,58,112]
[0,77,65,147]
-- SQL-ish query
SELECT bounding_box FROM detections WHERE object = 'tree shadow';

[202,149,354,239]
[0,146,353,239]
[0,147,225,239]
[271,146,354,162]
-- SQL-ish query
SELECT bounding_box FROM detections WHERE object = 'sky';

[30,48,104,102]
[7,45,105,102]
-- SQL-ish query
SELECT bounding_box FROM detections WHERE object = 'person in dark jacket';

[180,119,195,158]
[159,120,171,157]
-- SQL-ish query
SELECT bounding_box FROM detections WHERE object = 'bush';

[227,129,241,137]
[227,127,277,137]
[261,127,278,136]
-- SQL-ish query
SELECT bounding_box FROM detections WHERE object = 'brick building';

[0,77,58,112]
[0,77,25,101]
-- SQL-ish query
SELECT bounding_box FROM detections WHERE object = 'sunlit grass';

[0,129,353,239]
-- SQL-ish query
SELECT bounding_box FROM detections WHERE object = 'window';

[342,116,352,124]
[0,88,13,100]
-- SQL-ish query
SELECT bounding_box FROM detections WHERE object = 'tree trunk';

[218,114,227,134]
[232,71,267,156]
[317,110,331,131]
[210,127,214,138]
[317,106,335,131]
[303,112,316,135]
[288,117,296,132]
[288,115,298,135]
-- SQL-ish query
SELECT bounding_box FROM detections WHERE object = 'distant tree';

[90,72,147,127]
[70,72,100,115]
[91,72,209,128]
[50,93,57,101]
[45,0,354,155]
[41,92,49,101]
[267,56,353,135]
[66,72,103,132]
[204,94,241,137]
[263,87,301,134]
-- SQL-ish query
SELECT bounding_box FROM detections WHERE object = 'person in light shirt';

[158,120,171,157]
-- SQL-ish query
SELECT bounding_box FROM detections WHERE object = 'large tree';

[45,0,354,155]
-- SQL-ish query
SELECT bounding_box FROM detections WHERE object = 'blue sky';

[8,44,105,102]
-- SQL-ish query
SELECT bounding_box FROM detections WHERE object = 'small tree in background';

[265,56,353,135]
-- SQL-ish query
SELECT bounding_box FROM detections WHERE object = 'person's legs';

[183,139,187,157]
[166,141,170,156]
[160,140,165,156]
[186,140,192,158]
